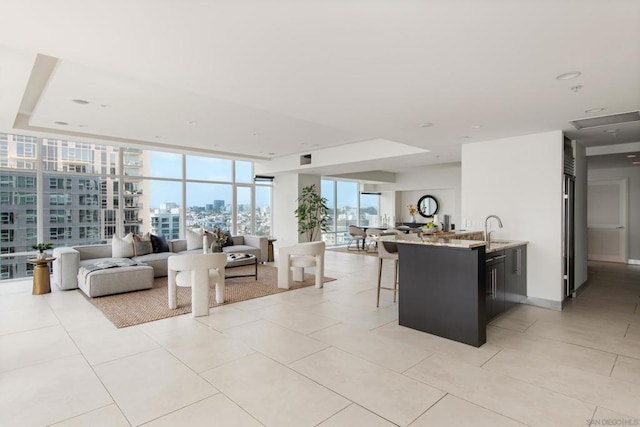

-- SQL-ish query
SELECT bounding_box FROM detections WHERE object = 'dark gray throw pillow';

[150,234,170,253]
[222,231,234,247]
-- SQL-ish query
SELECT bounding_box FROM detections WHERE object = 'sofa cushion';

[112,234,134,258]
[133,241,153,256]
[186,228,203,250]
[150,234,170,253]
[132,252,173,277]
[222,231,234,247]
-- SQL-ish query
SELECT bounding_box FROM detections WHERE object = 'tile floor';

[0,253,639,426]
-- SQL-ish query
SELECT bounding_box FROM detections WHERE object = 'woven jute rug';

[83,264,335,328]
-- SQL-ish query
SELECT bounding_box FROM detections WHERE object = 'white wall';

[273,173,321,249]
[588,166,640,262]
[574,143,588,289]
[461,131,564,305]
[376,162,462,227]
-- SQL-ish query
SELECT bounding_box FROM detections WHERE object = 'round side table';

[27,257,56,295]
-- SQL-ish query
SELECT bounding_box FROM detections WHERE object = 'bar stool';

[377,239,399,307]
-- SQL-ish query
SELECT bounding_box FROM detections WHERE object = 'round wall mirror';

[417,195,439,218]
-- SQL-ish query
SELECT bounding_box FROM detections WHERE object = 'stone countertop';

[384,235,528,252]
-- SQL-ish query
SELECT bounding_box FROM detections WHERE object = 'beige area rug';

[328,246,378,257]
[84,264,335,328]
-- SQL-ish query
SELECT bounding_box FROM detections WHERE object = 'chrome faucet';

[484,215,503,243]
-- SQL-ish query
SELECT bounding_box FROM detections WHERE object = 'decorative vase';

[37,252,47,260]
[211,243,223,253]
[412,215,416,223]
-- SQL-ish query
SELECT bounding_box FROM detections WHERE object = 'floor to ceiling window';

[321,179,360,246]
[0,132,271,280]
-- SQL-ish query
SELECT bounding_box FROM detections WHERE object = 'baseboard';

[628,259,640,265]
[574,279,589,296]
[523,296,563,311]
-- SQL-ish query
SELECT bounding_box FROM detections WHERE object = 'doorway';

[587,178,628,263]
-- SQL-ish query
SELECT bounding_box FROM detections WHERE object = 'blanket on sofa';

[78,258,143,281]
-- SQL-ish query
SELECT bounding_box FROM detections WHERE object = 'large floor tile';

[152,322,255,372]
[611,355,640,386]
[195,305,262,331]
[405,353,595,427]
[252,304,341,335]
[0,306,59,335]
[93,348,217,426]
[411,394,526,427]
[0,325,79,373]
[224,319,329,364]
[51,404,130,427]
[290,347,445,426]
[310,323,430,372]
[589,406,638,426]
[318,404,396,427]
[487,325,617,376]
[483,348,640,419]
[144,394,262,426]
[525,320,640,359]
[373,323,501,367]
[0,354,113,426]
[68,325,160,365]
[202,353,349,427]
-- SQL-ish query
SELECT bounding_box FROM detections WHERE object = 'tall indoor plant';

[294,184,330,242]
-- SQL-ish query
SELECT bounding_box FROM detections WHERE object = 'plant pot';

[36,252,47,260]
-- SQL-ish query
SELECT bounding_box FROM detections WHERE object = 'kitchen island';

[387,235,527,347]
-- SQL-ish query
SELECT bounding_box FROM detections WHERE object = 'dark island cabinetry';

[397,243,487,347]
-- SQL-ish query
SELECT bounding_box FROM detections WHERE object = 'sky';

[146,152,377,210]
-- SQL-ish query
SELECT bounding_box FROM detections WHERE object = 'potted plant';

[32,243,53,260]
[294,184,330,242]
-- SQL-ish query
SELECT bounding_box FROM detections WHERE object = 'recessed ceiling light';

[300,142,308,146]
[310,144,320,148]
[459,136,470,139]
[155,136,161,139]
[556,71,581,80]
[585,107,604,113]
[633,161,640,165]
[604,129,619,133]
[188,121,197,125]
[570,85,583,92]
[72,99,89,105]
[419,123,433,128]
[627,154,637,158]
[100,104,110,108]
[472,125,482,129]
[78,124,86,128]
[54,121,68,125]
[267,152,276,156]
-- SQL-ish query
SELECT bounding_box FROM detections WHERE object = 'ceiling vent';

[569,111,640,130]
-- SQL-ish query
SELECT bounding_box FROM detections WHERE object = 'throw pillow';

[133,241,153,256]
[222,230,234,247]
[112,234,134,258]
[186,228,203,250]
[150,234,170,253]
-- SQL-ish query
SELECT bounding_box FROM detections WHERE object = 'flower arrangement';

[407,204,418,217]
[211,227,228,245]
[205,227,229,252]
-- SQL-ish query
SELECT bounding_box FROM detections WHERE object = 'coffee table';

[225,253,257,280]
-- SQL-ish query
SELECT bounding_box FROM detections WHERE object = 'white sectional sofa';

[53,235,268,297]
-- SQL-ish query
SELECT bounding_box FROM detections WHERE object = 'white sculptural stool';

[167,253,227,317]
[277,241,325,289]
